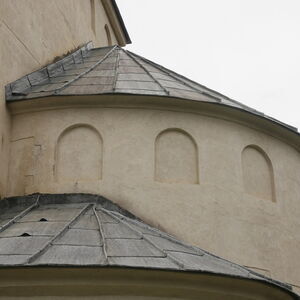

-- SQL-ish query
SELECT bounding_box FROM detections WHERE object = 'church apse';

[55,124,103,183]
[155,129,199,184]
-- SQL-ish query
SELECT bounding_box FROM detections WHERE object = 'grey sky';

[116,0,300,131]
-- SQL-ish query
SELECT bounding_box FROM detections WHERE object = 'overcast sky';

[116,0,300,131]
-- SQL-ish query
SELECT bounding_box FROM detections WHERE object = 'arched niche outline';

[155,128,199,184]
[241,144,275,202]
[54,124,103,182]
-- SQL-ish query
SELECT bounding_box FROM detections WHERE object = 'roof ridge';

[112,48,121,92]
[122,49,169,95]
[93,205,108,263]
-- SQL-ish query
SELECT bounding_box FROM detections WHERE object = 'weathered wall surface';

[0,0,118,197]
[7,98,300,290]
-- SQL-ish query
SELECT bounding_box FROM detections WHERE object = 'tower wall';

[0,0,119,198]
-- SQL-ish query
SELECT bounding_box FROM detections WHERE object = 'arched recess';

[155,129,199,184]
[55,124,103,182]
[242,145,275,202]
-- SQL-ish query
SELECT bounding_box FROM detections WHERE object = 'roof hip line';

[93,205,108,263]
[53,45,118,95]
[0,195,40,234]
[26,203,93,265]
[112,48,121,92]
[123,49,169,96]
[127,50,222,102]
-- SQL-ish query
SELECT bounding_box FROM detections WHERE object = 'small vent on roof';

[20,232,31,237]
[39,218,48,222]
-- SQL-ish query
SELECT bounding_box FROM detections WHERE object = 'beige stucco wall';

[7,95,300,291]
[0,0,119,197]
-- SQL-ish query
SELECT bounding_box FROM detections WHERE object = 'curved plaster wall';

[7,100,300,292]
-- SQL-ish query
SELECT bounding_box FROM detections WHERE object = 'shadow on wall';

[242,145,275,202]
[155,128,199,184]
[54,124,103,182]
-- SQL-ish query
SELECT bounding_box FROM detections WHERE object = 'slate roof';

[0,193,297,299]
[5,43,298,133]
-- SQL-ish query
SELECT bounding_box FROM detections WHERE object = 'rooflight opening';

[39,218,48,222]
[20,232,31,237]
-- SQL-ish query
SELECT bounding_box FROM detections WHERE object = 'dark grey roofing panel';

[0,236,50,255]
[31,245,104,265]
[94,62,116,70]
[54,228,101,246]
[168,88,218,102]
[10,77,31,95]
[73,77,114,85]
[118,219,160,237]
[0,255,30,265]
[46,75,77,84]
[19,208,83,222]
[102,223,141,239]
[95,211,119,223]
[108,256,180,269]
[115,89,166,96]
[59,85,113,95]
[115,80,162,91]
[168,251,249,277]
[30,83,65,93]
[83,70,115,77]
[144,234,204,255]
[71,214,99,230]
[119,59,138,67]
[83,56,105,62]
[117,73,153,82]
[28,68,49,85]
[106,239,164,257]
[157,79,195,91]
[117,66,145,74]
[149,72,177,81]
[0,221,66,237]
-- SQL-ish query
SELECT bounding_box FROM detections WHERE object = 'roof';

[5,43,298,133]
[0,193,296,298]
